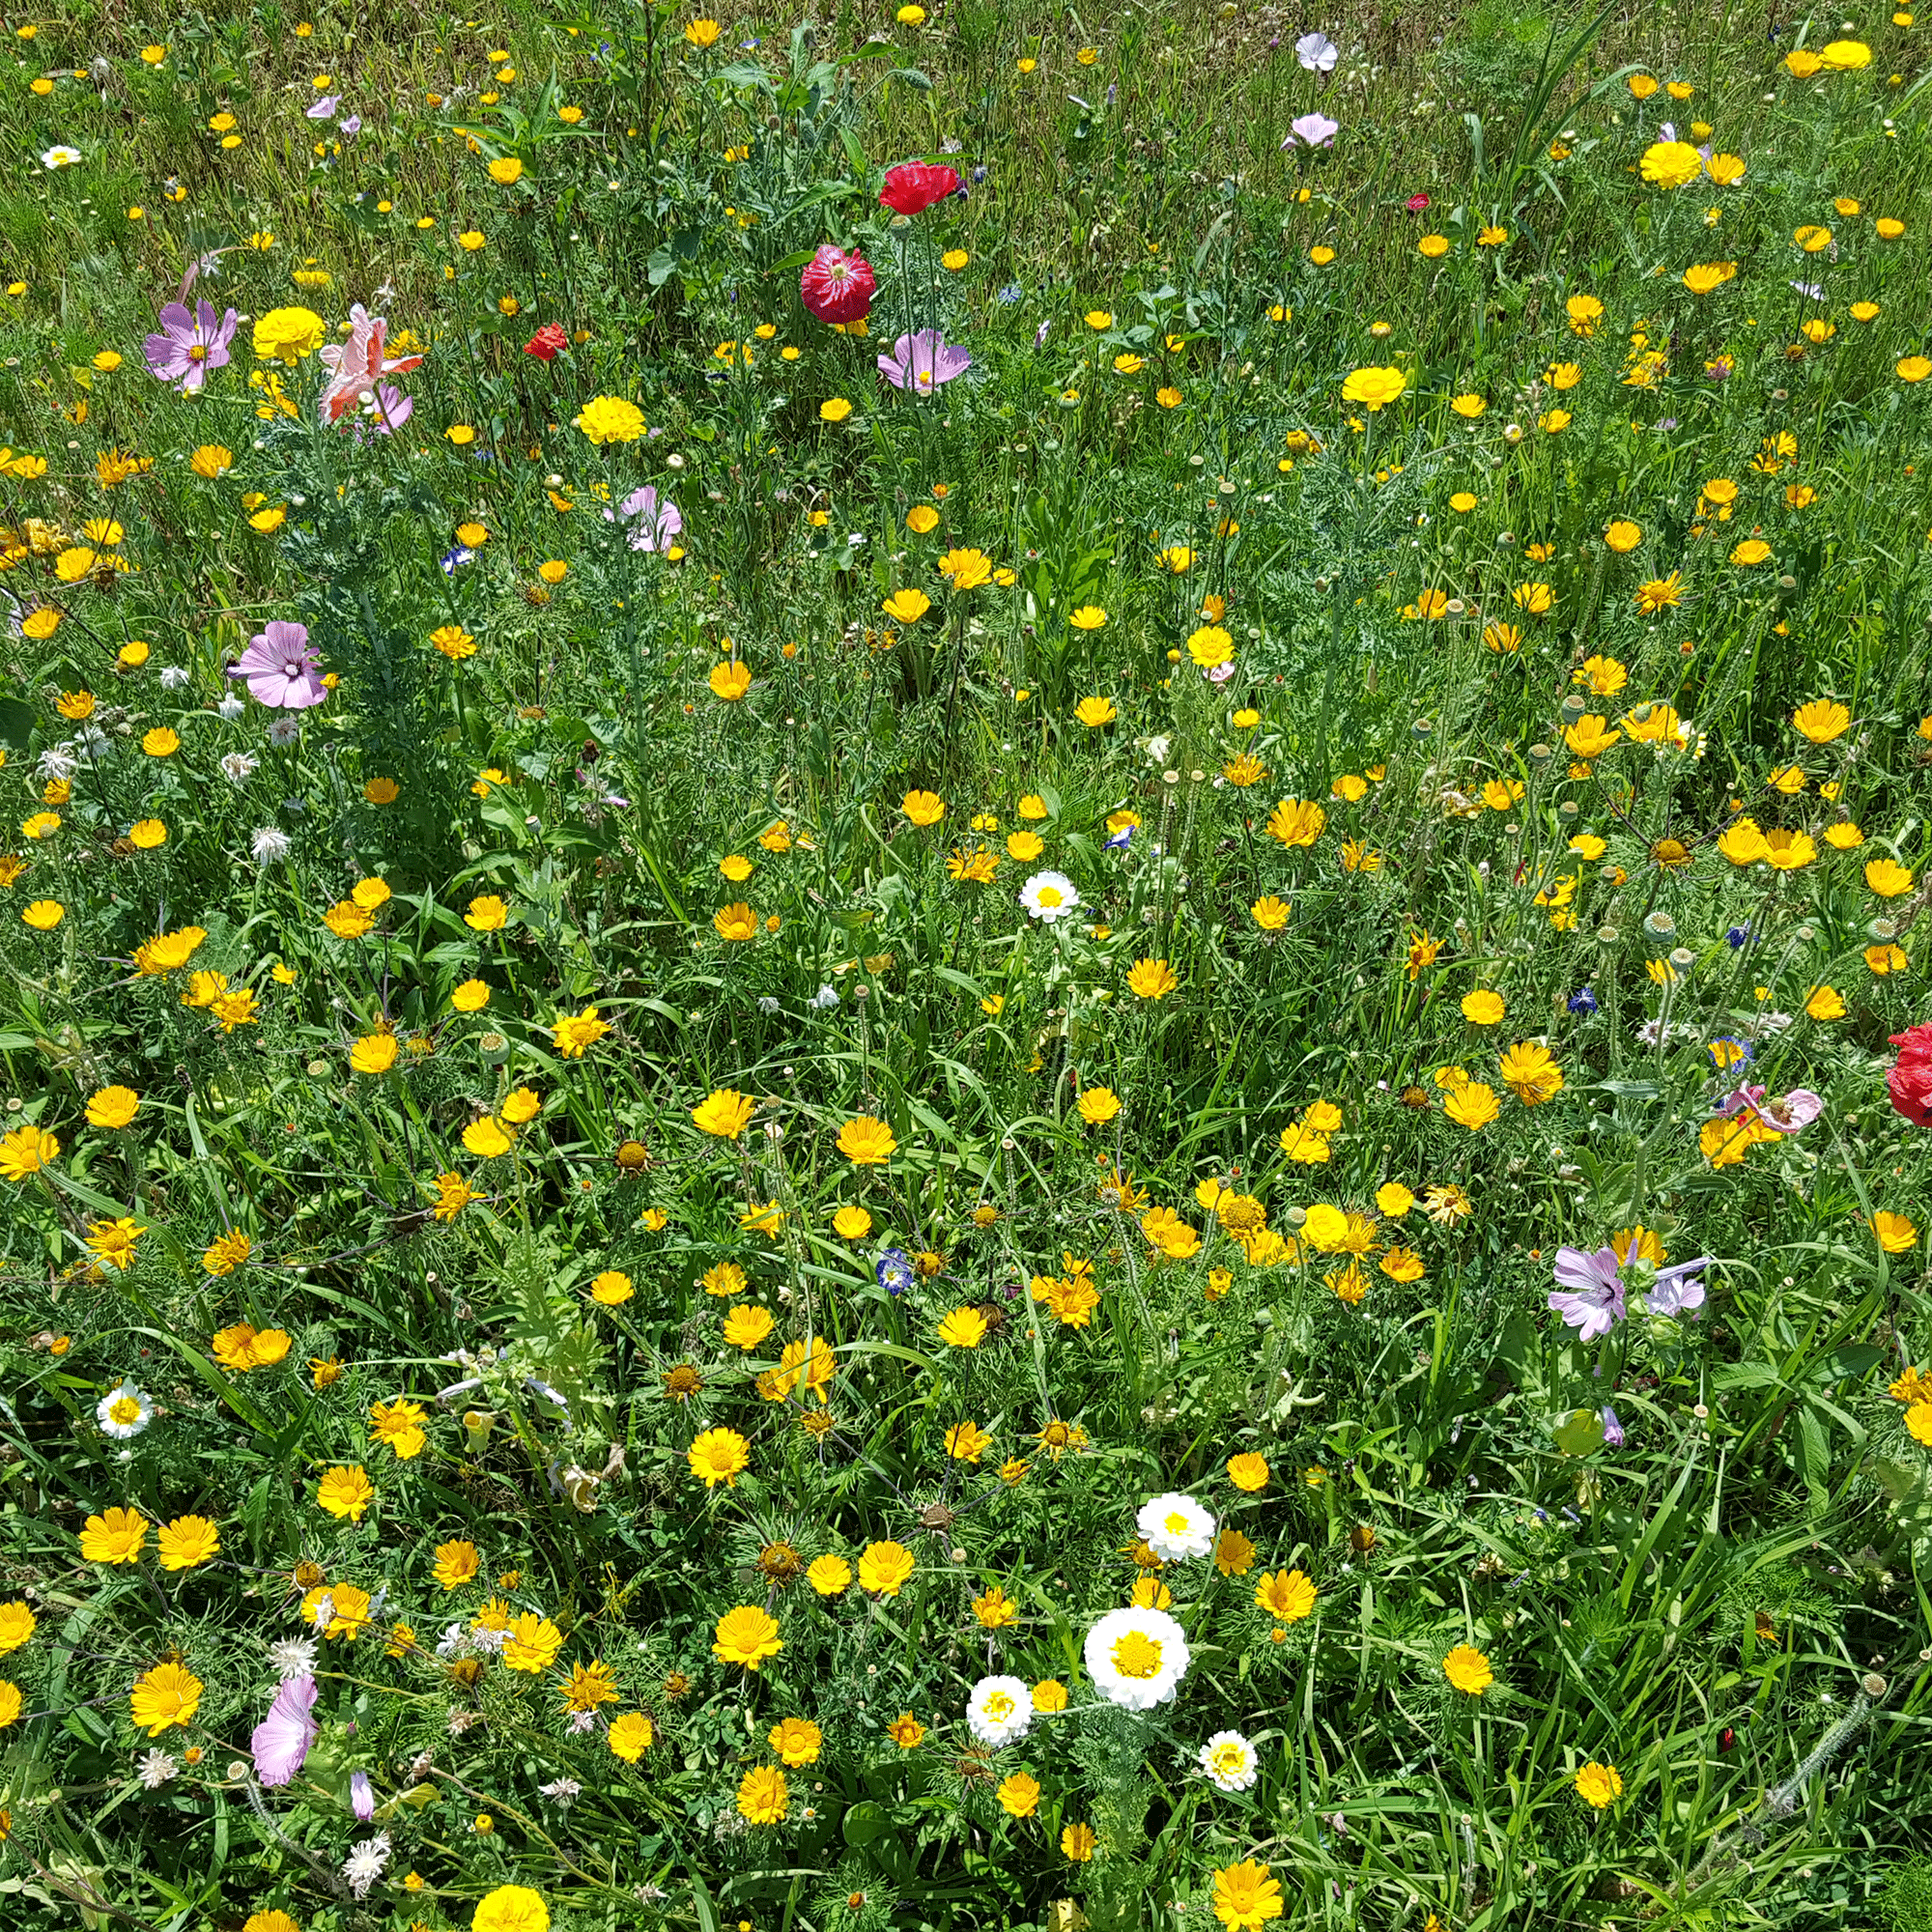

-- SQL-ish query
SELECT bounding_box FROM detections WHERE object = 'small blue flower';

[1567,987,1599,1014]
[996,282,1023,304]
[440,545,474,574]
[1726,923,1753,949]
[1104,825,1132,851]
[875,1248,914,1296]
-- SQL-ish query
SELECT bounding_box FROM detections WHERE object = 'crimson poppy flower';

[524,322,569,361]
[1887,1022,1932,1125]
[1406,192,1431,213]
[880,162,960,215]
[800,244,875,324]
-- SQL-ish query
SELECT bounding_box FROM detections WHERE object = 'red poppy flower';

[524,322,569,361]
[1887,1022,1932,1125]
[1406,193,1431,213]
[799,244,876,325]
[879,162,961,215]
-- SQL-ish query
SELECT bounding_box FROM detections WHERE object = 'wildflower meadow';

[4,3,1932,1929]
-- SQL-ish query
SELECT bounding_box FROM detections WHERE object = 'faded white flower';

[139,1748,180,1789]
[220,751,259,782]
[251,826,291,864]
[341,1833,391,1899]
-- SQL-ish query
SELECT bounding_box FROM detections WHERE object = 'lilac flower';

[1284,112,1340,149]
[306,95,340,119]
[1643,1262,1708,1319]
[143,300,239,394]
[1548,1246,1627,1342]
[1295,31,1339,71]
[878,328,971,395]
[338,114,361,136]
[1719,1085,1821,1134]
[228,620,327,710]
[1035,318,1052,348]
[1600,1405,1626,1448]
[251,1674,320,1786]
[608,485,683,552]
[351,1770,375,1820]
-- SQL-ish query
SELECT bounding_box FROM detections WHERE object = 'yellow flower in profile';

[1063,1823,1098,1863]
[1575,1761,1623,1808]
[685,17,723,45]
[712,901,758,942]
[1068,606,1107,631]
[1804,985,1846,1021]
[1865,858,1914,897]
[1443,1644,1493,1694]
[463,1117,514,1158]
[937,1306,988,1349]
[1871,1211,1918,1254]
[350,1033,398,1075]
[708,661,752,700]
[1461,990,1505,1025]
[1264,798,1325,848]
[881,588,931,623]
[902,789,945,826]
[487,156,524,185]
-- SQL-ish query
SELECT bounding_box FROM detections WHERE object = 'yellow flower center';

[985,1691,1013,1720]
[1210,1742,1244,1772]
[1037,886,1063,906]
[1163,1511,1190,1536]
[109,1397,141,1424]
[1111,1630,1164,1679]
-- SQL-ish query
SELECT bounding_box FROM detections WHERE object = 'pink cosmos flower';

[229,620,327,709]
[143,300,239,395]
[800,244,875,325]
[317,302,423,425]
[877,329,970,396]
[1718,1084,1823,1133]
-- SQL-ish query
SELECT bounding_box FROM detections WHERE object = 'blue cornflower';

[996,283,1023,304]
[1725,924,1753,949]
[440,545,474,574]
[1567,987,1599,1014]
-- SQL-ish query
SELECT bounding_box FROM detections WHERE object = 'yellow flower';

[936,1307,988,1349]
[837,1115,897,1164]
[685,17,724,46]
[1640,139,1702,188]
[1575,1761,1623,1808]
[692,1089,755,1138]
[1211,1861,1283,1932]
[1063,1823,1098,1863]
[574,395,646,443]
[1254,1568,1316,1621]
[1126,957,1178,1000]
[708,660,752,700]
[474,1888,551,1932]
[156,1514,220,1570]
[689,1426,751,1487]
[317,1464,375,1520]
[1865,858,1914,897]
[609,1712,655,1761]
[882,588,931,623]
[901,788,946,826]
[80,1506,147,1564]
[1443,1082,1500,1130]
[350,1033,398,1075]
[713,1605,782,1669]
[1804,985,1846,1021]
[1871,1210,1918,1253]
[488,156,524,185]
[1443,1644,1493,1694]
[1073,694,1117,728]
[1340,365,1407,411]
[1077,1087,1122,1125]
[1461,990,1505,1025]
[434,1540,480,1588]
[1226,1452,1269,1492]
[130,1660,204,1736]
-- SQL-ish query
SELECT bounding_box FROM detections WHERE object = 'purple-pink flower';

[143,299,239,395]
[1548,1246,1626,1342]
[1284,112,1340,149]
[251,1674,319,1787]
[229,620,327,710]
[607,485,683,552]
[877,329,971,396]
[1719,1084,1822,1134]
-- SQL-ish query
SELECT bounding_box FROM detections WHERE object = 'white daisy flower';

[966,1674,1034,1747]
[1138,1491,1214,1562]
[1084,1605,1190,1711]
[1199,1729,1259,1792]
[1018,868,1081,923]
[97,1379,152,1439]
[42,146,83,170]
